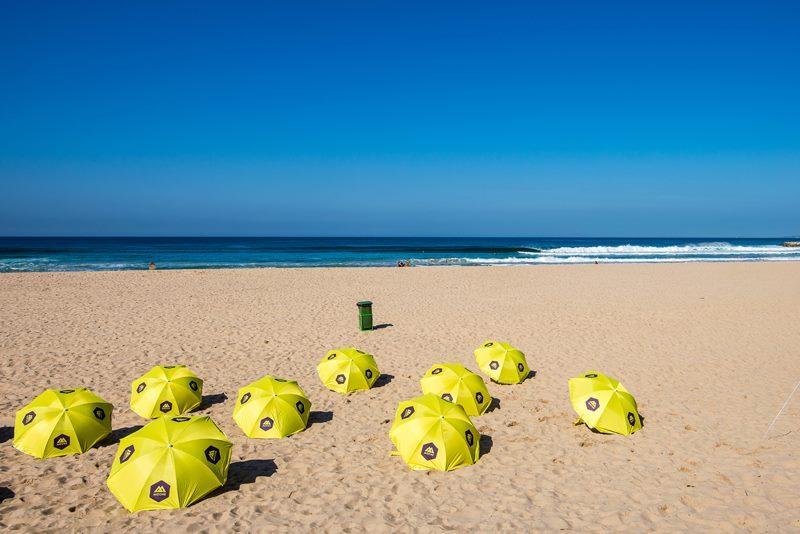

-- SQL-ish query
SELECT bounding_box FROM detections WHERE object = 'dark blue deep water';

[0,237,798,272]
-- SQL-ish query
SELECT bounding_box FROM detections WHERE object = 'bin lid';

[356,301,373,307]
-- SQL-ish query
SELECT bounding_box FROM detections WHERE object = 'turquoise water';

[0,237,798,272]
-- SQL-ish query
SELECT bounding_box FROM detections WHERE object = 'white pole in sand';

[764,379,800,438]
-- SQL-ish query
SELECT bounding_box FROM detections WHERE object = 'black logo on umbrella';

[365,369,373,380]
[421,442,438,460]
[59,389,75,394]
[164,365,175,369]
[489,361,499,370]
[465,429,474,446]
[296,401,305,414]
[585,373,598,378]
[401,406,415,419]
[204,445,221,464]
[627,412,636,426]
[241,392,251,404]
[189,380,198,391]
[22,411,36,425]
[93,407,106,420]
[159,401,173,413]
[328,353,337,360]
[120,445,135,463]
[485,342,494,347]
[137,382,146,393]
[517,363,524,372]
[260,417,274,431]
[275,378,286,382]
[441,393,453,402]
[475,392,484,404]
[335,374,346,385]
[53,434,70,450]
[149,481,170,502]
[172,416,190,422]
[432,368,442,375]
[585,397,600,412]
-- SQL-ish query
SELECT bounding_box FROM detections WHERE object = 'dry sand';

[1,263,799,532]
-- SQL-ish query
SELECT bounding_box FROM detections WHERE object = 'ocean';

[0,237,798,272]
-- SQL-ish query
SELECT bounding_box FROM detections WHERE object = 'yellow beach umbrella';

[317,347,380,394]
[419,363,492,416]
[130,365,203,419]
[106,415,232,511]
[14,388,113,459]
[474,340,530,384]
[389,393,480,471]
[232,375,311,438]
[568,371,642,435]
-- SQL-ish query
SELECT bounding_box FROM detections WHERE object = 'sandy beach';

[1,262,799,532]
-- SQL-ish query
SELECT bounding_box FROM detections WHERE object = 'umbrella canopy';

[419,363,492,416]
[568,371,642,435]
[317,347,380,393]
[389,393,480,471]
[474,340,530,384]
[14,388,113,459]
[106,415,232,511]
[232,375,311,438]
[130,365,203,419]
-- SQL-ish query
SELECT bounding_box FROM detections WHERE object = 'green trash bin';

[357,301,373,331]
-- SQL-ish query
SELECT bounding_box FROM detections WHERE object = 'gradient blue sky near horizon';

[1,1,798,237]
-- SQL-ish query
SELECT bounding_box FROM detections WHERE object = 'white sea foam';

[522,242,798,256]
[415,255,800,266]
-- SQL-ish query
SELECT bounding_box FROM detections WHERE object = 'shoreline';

[2,257,800,275]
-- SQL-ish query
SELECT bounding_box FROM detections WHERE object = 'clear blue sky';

[1,1,798,236]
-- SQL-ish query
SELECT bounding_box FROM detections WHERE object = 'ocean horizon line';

[1,235,798,240]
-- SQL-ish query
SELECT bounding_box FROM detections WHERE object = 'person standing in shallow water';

[148,262,156,270]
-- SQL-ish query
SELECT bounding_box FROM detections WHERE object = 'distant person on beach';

[149,262,156,270]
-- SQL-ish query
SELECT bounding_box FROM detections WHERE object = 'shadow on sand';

[373,374,395,389]
[100,425,143,448]
[212,459,278,496]
[199,393,228,410]
[0,426,12,444]
[485,397,501,413]
[307,410,334,428]
[0,487,14,505]
[479,434,493,456]
[372,323,393,330]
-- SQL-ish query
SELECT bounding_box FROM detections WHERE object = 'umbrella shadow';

[485,397,501,413]
[99,425,143,448]
[479,434,493,456]
[0,426,12,444]
[198,393,228,410]
[373,374,395,389]
[372,323,393,330]
[307,411,334,428]
[526,370,537,380]
[213,459,278,496]
[0,487,14,505]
